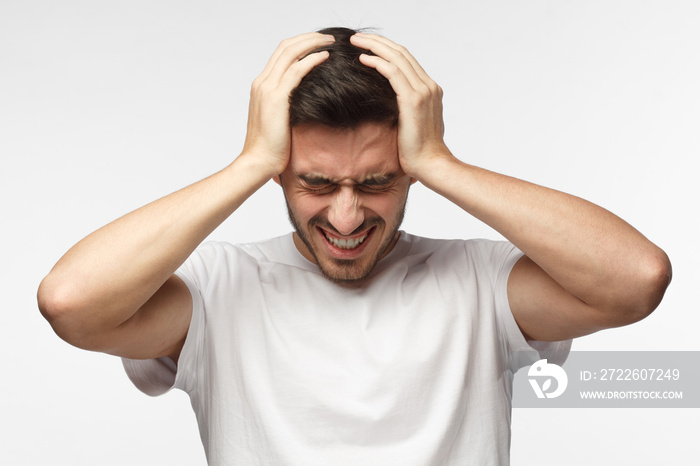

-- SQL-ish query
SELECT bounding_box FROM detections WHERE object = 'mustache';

[308,215,384,237]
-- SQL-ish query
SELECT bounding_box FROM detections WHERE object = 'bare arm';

[38,33,334,361]
[413,157,671,340]
[38,158,268,360]
[350,33,672,341]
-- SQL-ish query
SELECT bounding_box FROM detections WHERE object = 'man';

[38,27,671,465]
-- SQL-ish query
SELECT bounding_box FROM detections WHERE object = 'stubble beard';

[285,200,407,286]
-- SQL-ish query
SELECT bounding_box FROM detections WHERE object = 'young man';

[38,28,671,465]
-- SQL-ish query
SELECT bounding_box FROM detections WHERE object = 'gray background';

[2,0,698,464]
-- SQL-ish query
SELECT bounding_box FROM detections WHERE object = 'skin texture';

[349,32,671,341]
[277,123,412,285]
[37,30,671,369]
[37,33,337,362]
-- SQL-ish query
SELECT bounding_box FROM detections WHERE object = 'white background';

[2,0,699,464]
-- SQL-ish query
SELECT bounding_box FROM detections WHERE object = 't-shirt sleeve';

[489,241,572,372]
[121,246,208,397]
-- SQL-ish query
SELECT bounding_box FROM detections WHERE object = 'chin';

[285,198,407,285]
[316,258,377,286]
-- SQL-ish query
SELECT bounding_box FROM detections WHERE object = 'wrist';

[404,145,458,184]
[230,149,285,185]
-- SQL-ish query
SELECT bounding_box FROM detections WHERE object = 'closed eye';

[298,174,334,193]
[359,174,397,192]
[358,183,391,193]
[297,173,397,193]
[305,184,336,193]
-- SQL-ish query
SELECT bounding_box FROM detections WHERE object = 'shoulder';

[190,234,292,263]
[401,233,520,266]
[176,235,293,285]
[387,233,522,291]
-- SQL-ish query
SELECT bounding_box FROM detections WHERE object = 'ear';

[273,174,281,186]
[409,177,418,185]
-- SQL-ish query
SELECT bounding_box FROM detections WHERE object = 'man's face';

[278,122,412,285]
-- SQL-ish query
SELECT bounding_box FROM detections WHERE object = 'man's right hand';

[38,32,334,363]
[241,32,334,178]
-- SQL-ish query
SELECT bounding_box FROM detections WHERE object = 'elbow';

[639,247,672,316]
[38,275,74,325]
[620,247,673,325]
[37,276,95,349]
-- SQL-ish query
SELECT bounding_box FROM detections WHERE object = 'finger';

[257,32,330,82]
[262,33,334,85]
[351,33,433,87]
[350,34,424,92]
[278,50,330,91]
[354,33,431,80]
[357,53,418,100]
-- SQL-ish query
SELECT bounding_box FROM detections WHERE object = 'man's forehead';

[289,122,400,177]
[291,120,396,137]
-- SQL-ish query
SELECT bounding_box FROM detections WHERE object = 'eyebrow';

[298,174,333,186]
[298,173,397,186]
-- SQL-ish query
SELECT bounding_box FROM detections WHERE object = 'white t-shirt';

[123,232,570,465]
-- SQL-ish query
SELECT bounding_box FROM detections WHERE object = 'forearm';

[418,154,671,315]
[350,32,669,330]
[38,154,271,329]
[38,32,335,355]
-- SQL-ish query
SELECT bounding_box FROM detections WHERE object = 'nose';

[327,186,364,235]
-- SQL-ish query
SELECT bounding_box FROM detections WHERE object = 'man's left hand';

[349,33,453,179]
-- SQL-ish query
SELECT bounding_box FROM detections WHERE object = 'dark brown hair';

[289,27,398,129]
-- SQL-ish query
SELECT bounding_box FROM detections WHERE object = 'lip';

[317,226,376,259]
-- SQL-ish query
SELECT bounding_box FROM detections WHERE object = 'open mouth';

[319,226,374,251]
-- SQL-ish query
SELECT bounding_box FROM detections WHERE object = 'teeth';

[324,231,368,249]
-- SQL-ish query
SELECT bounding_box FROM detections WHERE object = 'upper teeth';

[325,232,368,249]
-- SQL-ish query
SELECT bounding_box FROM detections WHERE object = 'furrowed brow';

[297,173,398,186]
[298,174,333,186]
[361,173,397,186]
